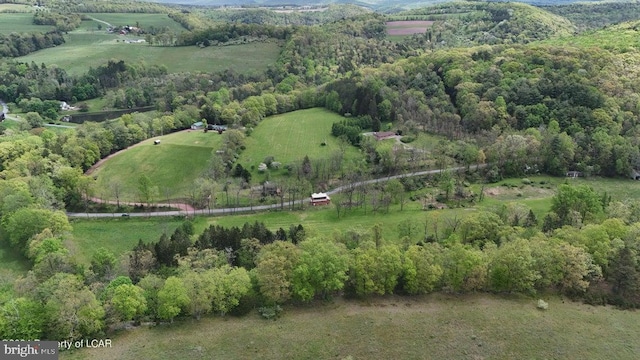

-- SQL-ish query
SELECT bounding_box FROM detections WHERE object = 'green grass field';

[92,130,224,202]
[18,21,282,75]
[238,108,364,182]
[0,4,32,12]
[72,171,640,264]
[68,217,209,265]
[0,13,53,34]
[542,22,640,52]
[60,294,640,360]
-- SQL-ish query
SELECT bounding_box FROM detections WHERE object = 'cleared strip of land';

[386,20,434,36]
[60,294,640,360]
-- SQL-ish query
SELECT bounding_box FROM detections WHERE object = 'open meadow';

[0,12,53,34]
[68,217,208,265]
[17,18,281,75]
[542,21,640,52]
[91,108,363,204]
[0,4,32,12]
[238,108,364,182]
[61,294,640,360]
[91,130,224,202]
[70,172,640,265]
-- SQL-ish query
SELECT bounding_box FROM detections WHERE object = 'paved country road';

[67,165,485,218]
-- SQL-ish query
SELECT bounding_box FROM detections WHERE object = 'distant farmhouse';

[373,131,396,141]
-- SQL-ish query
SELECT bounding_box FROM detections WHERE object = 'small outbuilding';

[154,139,161,145]
[566,171,582,178]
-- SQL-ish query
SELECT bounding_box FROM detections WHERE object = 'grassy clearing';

[18,23,281,75]
[238,108,363,182]
[60,294,640,360]
[75,170,640,262]
[0,239,30,284]
[386,20,433,36]
[66,97,109,113]
[0,13,53,34]
[542,22,640,53]
[92,130,224,202]
[69,217,209,265]
[408,132,448,152]
[489,175,640,203]
[0,4,32,12]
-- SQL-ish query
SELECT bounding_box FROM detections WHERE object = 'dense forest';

[3,0,640,344]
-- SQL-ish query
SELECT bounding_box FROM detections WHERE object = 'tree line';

[0,31,65,57]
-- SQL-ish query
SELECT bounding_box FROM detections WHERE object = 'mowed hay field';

[0,12,53,34]
[69,217,209,265]
[386,20,433,41]
[91,130,224,202]
[0,4,32,13]
[61,294,640,360]
[18,17,282,75]
[70,172,640,263]
[238,108,363,180]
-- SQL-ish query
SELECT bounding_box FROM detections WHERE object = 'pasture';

[17,21,282,75]
[238,108,364,182]
[0,13,53,34]
[0,4,31,12]
[386,20,434,35]
[71,171,640,263]
[69,217,207,265]
[61,294,640,360]
[91,130,224,202]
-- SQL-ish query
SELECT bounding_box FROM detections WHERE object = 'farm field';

[61,294,640,360]
[18,21,281,75]
[386,20,434,35]
[71,172,640,263]
[0,4,32,12]
[91,130,224,202]
[69,217,208,265]
[238,108,364,182]
[69,203,471,264]
[0,13,53,34]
